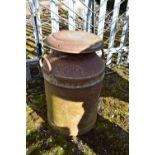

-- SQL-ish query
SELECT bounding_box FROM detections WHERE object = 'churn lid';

[45,30,104,54]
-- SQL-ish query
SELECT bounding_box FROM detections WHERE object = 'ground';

[26,64,129,155]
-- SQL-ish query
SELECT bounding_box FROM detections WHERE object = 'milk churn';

[40,31,105,136]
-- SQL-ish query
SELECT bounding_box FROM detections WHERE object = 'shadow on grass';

[79,115,129,155]
[27,122,84,155]
[101,67,129,102]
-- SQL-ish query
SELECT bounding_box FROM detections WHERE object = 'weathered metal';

[45,30,104,54]
[42,31,105,136]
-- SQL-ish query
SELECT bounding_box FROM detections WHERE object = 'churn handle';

[39,55,52,72]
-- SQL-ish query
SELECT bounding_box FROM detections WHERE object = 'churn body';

[42,31,105,136]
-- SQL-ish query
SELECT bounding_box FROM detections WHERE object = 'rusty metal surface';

[45,30,104,54]
[42,53,105,88]
[42,52,105,136]
[41,30,105,136]
[44,80,103,136]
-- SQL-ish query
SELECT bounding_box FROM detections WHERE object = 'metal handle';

[39,55,52,72]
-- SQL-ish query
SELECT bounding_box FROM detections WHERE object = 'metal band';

[43,71,105,89]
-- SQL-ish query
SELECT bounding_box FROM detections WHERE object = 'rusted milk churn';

[40,31,105,136]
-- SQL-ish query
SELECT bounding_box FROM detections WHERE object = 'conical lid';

[45,30,104,54]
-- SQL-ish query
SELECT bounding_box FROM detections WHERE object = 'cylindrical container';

[41,31,105,136]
